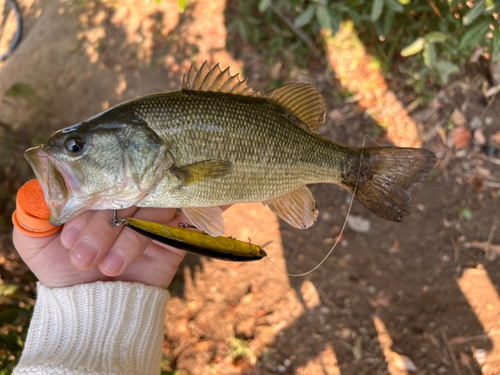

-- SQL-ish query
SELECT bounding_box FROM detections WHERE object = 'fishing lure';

[111,212,267,262]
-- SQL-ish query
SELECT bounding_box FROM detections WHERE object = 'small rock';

[347,215,371,233]
[319,306,330,315]
[474,348,487,365]
[283,359,291,367]
[470,116,482,130]
[339,327,354,339]
[328,109,343,121]
[437,365,448,373]
[416,204,426,211]
[441,254,451,262]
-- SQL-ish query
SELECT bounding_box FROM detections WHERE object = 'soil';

[1,1,500,374]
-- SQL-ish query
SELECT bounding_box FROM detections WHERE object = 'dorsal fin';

[263,84,326,129]
[182,61,261,97]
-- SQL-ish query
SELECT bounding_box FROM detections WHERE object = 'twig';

[467,240,500,256]
[448,235,460,264]
[475,154,500,166]
[440,326,461,375]
[269,3,318,56]
[486,213,500,255]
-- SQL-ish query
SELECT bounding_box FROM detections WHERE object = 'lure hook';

[110,210,127,227]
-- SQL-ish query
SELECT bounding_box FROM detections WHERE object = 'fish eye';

[64,137,85,155]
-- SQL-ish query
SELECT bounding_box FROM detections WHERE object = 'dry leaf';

[195,340,213,351]
[491,131,500,146]
[352,336,363,360]
[452,126,471,149]
[389,240,401,254]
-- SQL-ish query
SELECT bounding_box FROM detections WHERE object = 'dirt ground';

[1,1,500,374]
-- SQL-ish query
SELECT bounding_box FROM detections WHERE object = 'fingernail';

[71,240,99,268]
[100,249,125,276]
[62,226,82,249]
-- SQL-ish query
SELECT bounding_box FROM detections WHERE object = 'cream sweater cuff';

[13,281,169,375]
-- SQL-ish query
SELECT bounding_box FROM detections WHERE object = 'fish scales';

[24,62,437,234]
[132,91,358,208]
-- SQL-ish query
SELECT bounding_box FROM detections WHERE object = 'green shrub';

[230,0,500,84]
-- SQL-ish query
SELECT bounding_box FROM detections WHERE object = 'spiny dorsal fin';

[182,61,261,97]
[263,84,326,130]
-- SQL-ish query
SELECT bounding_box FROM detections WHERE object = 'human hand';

[13,207,187,288]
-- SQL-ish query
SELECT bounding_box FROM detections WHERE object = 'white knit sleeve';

[13,281,169,375]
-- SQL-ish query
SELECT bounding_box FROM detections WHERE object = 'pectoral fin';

[182,207,225,237]
[172,160,232,187]
[263,186,319,229]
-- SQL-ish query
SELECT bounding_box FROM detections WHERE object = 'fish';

[25,62,437,236]
[124,217,267,261]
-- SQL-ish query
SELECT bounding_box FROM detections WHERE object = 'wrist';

[14,281,169,375]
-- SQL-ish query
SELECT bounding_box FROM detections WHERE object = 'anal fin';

[182,207,225,237]
[263,186,319,229]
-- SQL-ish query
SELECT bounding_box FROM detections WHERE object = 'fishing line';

[264,143,365,277]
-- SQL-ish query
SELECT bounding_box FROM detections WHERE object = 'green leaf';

[458,19,491,50]
[258,0,271,13]
[399,0,410,4]
[346,7,361,26]
[316,6,331,30]
[294,5,315,28]
[424,31,449,44]
[434,60,460,84]
[383,8,395,36]
[0,284,17,296]
[401,37,425,56]
[178,0,185,13]
[0,308,19,326]
[385,0,404,12]
[461,208,472,220]
[463,0,486,26]
[493,23,500,54]
[371,0,384,22]
[423,43,436,67]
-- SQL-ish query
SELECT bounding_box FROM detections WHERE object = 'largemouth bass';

[25,62,437,236]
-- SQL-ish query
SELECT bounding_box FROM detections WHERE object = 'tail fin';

[352,147,437,222]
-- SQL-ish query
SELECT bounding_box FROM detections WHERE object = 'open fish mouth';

[24,146,71,225]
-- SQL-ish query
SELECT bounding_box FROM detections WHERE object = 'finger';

[99,208,177,277]
[116,242,185,288]
[60,210,95,249]
[13,227,61,262]
[69,207,139,270]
